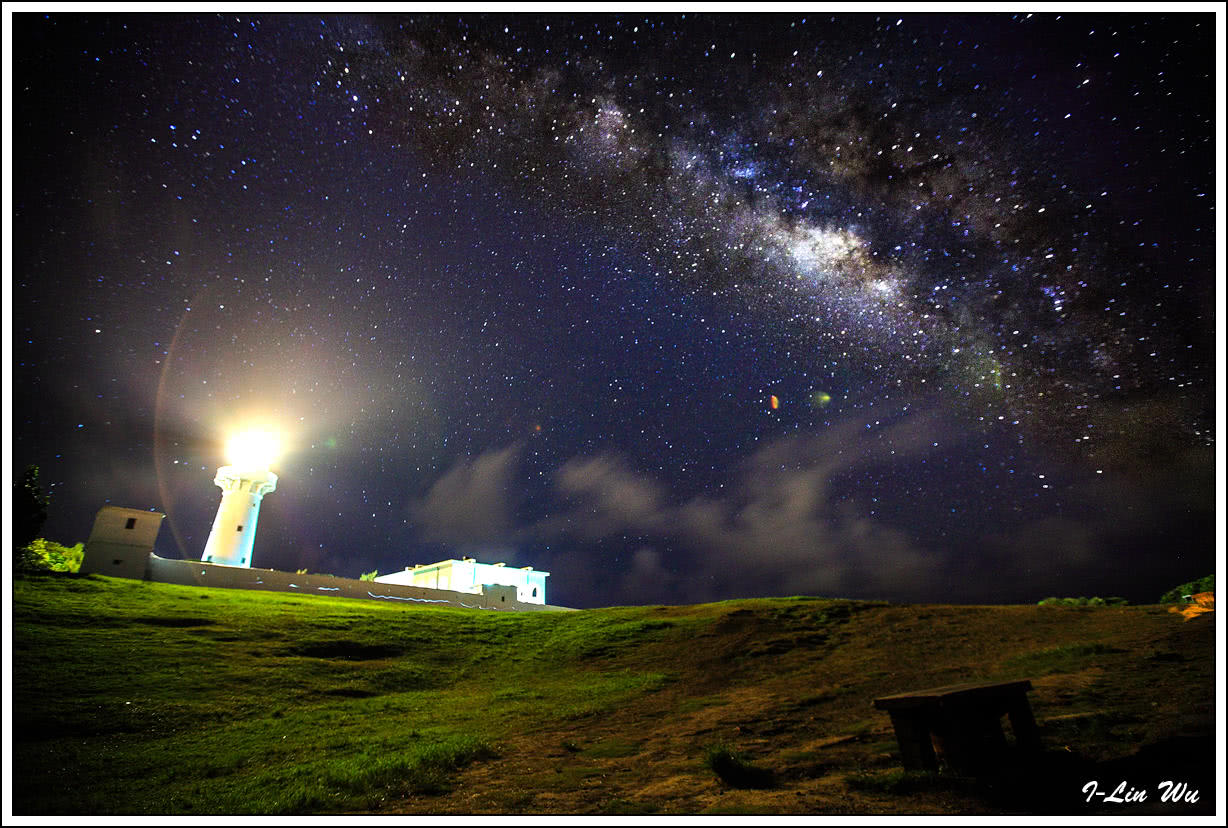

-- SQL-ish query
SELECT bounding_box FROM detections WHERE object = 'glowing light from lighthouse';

[225,429,280,470]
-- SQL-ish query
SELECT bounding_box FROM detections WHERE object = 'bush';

[1037,596,1127,607]
[703,743,775,789]
[17,538,84,573]
[1159,575,1214,604]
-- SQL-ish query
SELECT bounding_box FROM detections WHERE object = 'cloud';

[669,424,945,602]
[404,406,1214,607]
[544,412,951,604]
[410,445,521,546]
[553,454,669,540]
[619,547,683,606]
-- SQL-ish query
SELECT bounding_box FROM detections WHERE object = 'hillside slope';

[10,574,1217,816]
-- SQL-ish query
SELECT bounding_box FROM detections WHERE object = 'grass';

[845,768,975,795]
[580,737,641,758]
[676,695,730,713]
[328,735,500,799]
[11,574,1216,815]
[11,575,681,814]
[1002,641,1128,675]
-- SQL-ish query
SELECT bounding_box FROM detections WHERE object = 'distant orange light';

[770,395,780,410]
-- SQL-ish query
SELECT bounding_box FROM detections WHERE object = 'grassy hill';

[10,573,1217,816]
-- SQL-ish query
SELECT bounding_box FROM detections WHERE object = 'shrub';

[17,538,84,573]
[703,743,775,789]
[1037,597,1091,607]
[1159,575,1214,604]
[1037,596,1127,607]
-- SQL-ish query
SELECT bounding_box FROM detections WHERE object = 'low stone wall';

[146,555,570,612]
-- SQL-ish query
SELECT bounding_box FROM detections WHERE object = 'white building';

[80,506,165,579]
[374,558,549,605]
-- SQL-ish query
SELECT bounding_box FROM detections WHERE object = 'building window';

[236,525,244,531]
[532,587,538,597]
[125,518,137,529]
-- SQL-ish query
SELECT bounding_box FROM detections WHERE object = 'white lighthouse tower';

[201,430,279,568]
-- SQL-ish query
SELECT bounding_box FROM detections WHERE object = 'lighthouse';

[201,430,279,568]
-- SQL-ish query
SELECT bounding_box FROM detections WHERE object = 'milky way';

[332,14,1215,450]
[10,12,1219,606]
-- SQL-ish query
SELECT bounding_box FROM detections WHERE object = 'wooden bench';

[873,679,1040,773]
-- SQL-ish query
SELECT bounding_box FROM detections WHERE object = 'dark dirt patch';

[325,687,381,698]
[132,616,215,627]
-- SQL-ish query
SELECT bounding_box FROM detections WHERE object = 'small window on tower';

[125,518,137,530]
[236,525,244,532]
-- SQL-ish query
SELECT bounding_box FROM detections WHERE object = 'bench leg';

[888,711,938,772]
[1006,695,1041,754]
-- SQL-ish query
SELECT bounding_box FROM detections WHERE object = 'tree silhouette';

[14,465,50,549]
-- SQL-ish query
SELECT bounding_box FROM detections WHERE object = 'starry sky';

[8,11,1221,608]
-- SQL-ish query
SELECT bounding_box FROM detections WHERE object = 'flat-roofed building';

[374,558,549,605]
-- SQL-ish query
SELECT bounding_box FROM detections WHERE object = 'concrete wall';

[146,555,570,612]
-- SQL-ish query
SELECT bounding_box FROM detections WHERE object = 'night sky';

[9,11,1220,608]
